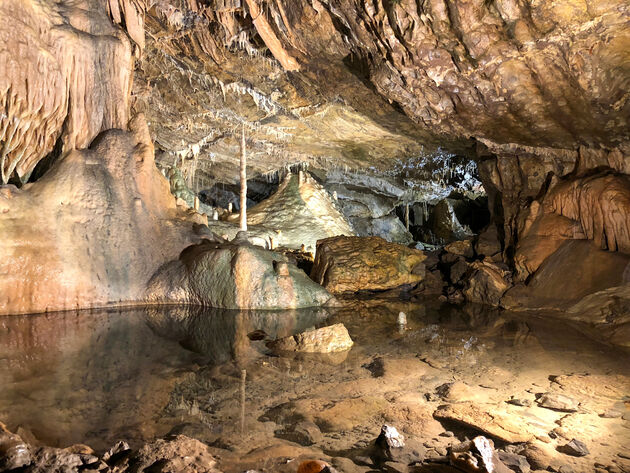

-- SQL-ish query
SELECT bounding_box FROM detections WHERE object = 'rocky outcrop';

[227,172,354,252]
[0,117,205,316]
[310,236,426,293]
[0,424,222,473]
[146,239,334,309]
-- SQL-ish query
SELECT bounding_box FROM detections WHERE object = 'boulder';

[463,261,512,306]
[444,239,474,259]
[267,323,353,353]
[146,240,334,309]
[310,236,426,293]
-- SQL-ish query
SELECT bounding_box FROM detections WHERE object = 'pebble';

[558,439,589,457]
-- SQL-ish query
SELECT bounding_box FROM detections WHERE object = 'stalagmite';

[239,123,248,231]
[405,204,410,231]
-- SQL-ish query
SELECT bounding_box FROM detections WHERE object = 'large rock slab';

[433,403,549,443]
[146,240,334,309]
[310,236,426,293]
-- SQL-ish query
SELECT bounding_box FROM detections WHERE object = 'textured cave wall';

[0,0,141,184]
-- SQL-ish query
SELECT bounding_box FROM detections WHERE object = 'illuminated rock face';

[228,173,355,253]
[0,0,136,184]
[0,118,204,315]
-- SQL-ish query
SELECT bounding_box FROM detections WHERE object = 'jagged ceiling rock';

[131,0,629,187]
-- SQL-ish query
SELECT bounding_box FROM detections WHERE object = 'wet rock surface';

[146,239,334,309]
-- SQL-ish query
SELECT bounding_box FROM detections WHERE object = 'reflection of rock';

[146,240,333,309]
[311,236,426,293]
[228,173,354,252]
[145,305,330,365]
[268,323,353,353]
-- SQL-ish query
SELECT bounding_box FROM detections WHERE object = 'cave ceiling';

[1,0,629,186]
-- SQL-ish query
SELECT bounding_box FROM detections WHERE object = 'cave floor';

[1,299,629,472]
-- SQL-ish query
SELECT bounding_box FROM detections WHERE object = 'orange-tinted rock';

[463,260,512,306]
[268,323,353,353]
[297,460,331,473]
[0,118,202,315]
[546,172,630,254]
[310,236,426,293]
[0,0,133,183]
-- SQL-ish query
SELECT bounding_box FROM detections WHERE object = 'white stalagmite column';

[405,204,410,231]
[239,123,248,231]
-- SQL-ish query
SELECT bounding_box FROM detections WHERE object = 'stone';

[277,421,323,446]
[475,226,502,258]
[376,425,405,450]
[444,239,474,259]
[310,236,426,293]
[126,435,221,472]
[449,436,513,473]
[0,426,32,470]
[267,323,353,353]
[498,451,531,473]
[449,259,470,284]
[297,460,335,473]
[463,260,512,306]
[557,439,589,457]
[146,240,334,309]
[433,403,545,443]
[536,393,579,412]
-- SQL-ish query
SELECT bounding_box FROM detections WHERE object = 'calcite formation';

[0,0,133,184]
[145,239,334,309]
[0,116,203,315]
[227,172,355,252]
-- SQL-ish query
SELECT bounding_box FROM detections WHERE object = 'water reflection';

[0,305,330,450]
[144,305,330,365]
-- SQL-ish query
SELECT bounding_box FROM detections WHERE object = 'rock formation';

[227,171,354,252]
[311,236,427,293]
[146,238,335,309]
[0,116,205,315]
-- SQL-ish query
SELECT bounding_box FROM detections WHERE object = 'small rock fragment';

[557,439,589,457]
[536,392,578,412]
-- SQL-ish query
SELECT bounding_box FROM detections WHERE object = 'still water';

[0,300,628,466]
